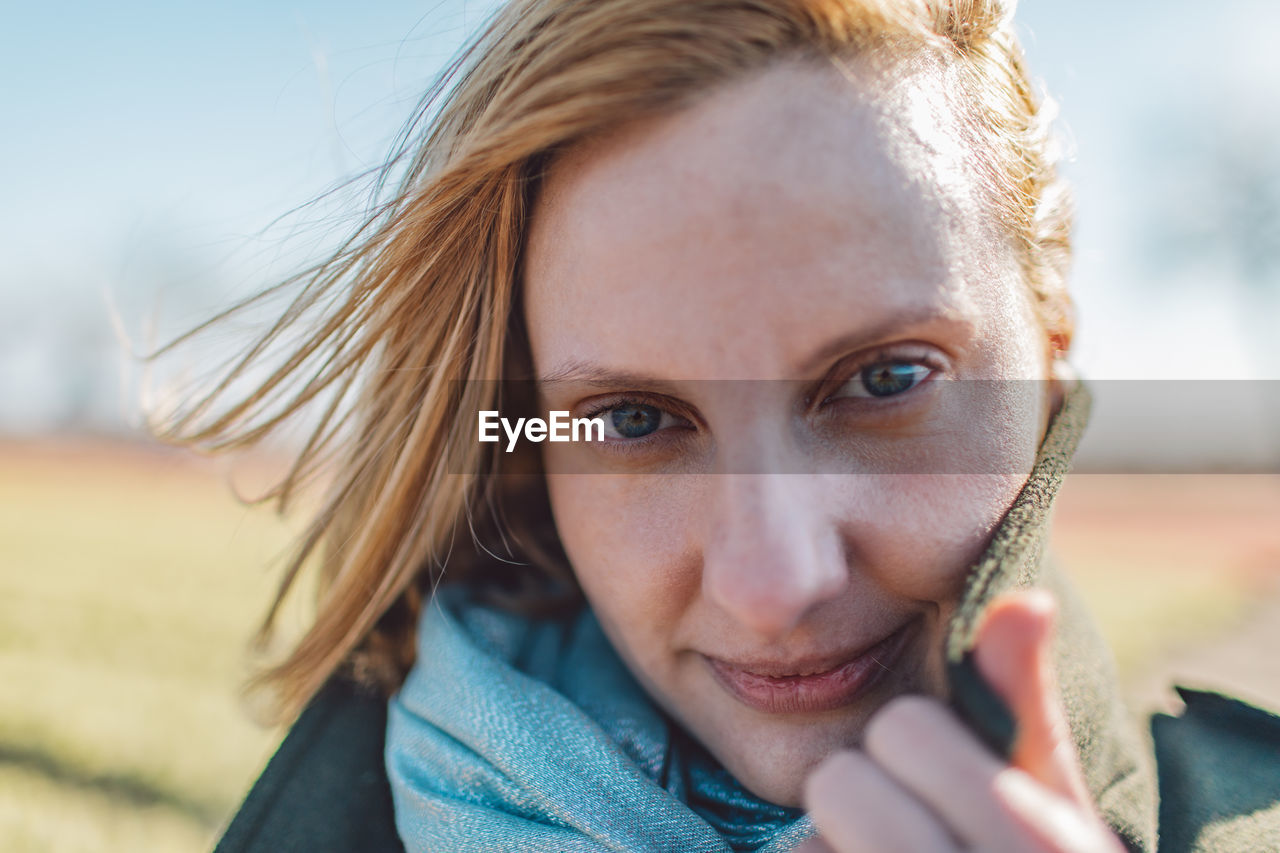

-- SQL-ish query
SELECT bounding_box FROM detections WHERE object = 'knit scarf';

[384,382,1157,853]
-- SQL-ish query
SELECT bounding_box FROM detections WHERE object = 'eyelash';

[577,350,940,452]
[579,395,696,453]
[816,349,941,407]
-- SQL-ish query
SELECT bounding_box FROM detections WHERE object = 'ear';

[1047,328,1072,360]
[1036,297,1074,419]
[1047,356,1077,418]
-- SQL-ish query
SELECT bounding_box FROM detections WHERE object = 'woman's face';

[522,56,1055,807]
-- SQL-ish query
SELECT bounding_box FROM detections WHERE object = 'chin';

[718,711,876,807]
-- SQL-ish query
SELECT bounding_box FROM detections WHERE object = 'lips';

[704,618,918,714]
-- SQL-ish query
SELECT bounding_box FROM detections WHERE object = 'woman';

[180,1,1280,851]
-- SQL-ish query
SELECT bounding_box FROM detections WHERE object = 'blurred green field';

[1050,473,1280,712]
[2,443,1278,852]
[0,441,303,853]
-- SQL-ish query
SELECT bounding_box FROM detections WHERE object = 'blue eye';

[836,362,931,399]
[608,403,664,438]
[581,398,695,446]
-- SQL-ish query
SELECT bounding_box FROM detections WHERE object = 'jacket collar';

[945,380,1157,853]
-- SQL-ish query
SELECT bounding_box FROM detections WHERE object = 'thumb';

[973,589,1091,806]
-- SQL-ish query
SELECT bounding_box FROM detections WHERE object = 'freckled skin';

[522,56,1055,807]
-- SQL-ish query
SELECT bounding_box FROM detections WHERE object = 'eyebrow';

[537,361,685,392]
[536,305,968,386]
[795,305,969,374]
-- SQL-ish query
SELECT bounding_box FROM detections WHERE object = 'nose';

[700,473,849,640]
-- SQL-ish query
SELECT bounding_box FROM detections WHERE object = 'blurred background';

[2,1,1278,850]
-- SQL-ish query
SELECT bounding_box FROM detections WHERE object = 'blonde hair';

[158,0,1073,723]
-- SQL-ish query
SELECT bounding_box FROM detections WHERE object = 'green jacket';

[214,384,1280,853]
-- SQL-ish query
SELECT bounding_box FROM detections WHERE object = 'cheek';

[544,473,700,638]
[832,472,1029,602]
[826,378,1046,603]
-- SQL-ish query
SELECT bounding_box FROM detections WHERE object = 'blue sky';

[2,2,493,290]
[2,0,1278,431]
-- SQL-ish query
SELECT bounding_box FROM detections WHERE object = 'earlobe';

[1048,357,1076,418]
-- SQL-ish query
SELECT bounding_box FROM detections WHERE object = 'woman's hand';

[795,591,1126,853]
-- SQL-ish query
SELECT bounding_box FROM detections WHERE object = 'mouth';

[704,617,920,714]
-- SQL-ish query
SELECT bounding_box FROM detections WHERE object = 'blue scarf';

[385,587,815,852]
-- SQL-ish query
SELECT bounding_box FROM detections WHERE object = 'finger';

[805,748,961,853]
[973,590,1091,805]
[993,767,1127,853]
[863,696,1039,853]
[791,838,837,853]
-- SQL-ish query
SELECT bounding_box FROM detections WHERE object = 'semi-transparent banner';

[441,380,1280,475]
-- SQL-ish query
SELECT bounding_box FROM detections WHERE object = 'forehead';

[522,55,1013,380]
